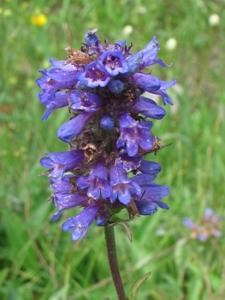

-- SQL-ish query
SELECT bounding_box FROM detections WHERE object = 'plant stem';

[104,226,127,300]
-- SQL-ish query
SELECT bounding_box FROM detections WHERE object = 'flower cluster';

[183,208,223,242]
[37,29,175,241]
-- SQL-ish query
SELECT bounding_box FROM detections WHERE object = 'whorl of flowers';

[184,208,223,242]
[37,29,176,241]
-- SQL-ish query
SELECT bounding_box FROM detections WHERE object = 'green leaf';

[8,286,23,300]
[48,285,70,300]
[187,276,203,300]
[0,268,8,286]
[127,272,151,300]
[2,210,39,273]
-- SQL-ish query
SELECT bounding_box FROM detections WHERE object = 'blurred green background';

[1,0,225,299]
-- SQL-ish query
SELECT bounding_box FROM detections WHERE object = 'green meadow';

[1,1,225,299]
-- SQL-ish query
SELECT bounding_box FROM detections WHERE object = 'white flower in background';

[208,14,220,26]
[138,6,147,14]
[122,25,133,36]
[165,38,177,51]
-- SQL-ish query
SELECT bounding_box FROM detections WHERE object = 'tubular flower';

[116,112,154,156]
[40,150,84,179]
[37,29,175,241]
[77,160,112,200]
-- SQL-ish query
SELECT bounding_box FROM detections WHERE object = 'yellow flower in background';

[31,13,47,27]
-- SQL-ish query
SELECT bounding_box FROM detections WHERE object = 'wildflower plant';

[184,208,223,242]
[37,29,175,299]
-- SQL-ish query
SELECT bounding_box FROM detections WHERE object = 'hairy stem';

[104,226,127,300]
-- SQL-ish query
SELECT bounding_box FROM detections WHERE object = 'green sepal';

[127,272,151,300]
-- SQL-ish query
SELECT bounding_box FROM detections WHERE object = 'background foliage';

[1,0,225,299]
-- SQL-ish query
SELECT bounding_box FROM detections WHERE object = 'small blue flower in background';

[37,29,175,241]
[183,208,223,241]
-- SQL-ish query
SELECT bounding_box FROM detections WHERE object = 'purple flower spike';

[99,50,129,76]
[58,112,94,143]
[62,203,100,241]
[37,30,175,241]
[40,150,84,178]
[133,96,166,120]
[117,112,154,156]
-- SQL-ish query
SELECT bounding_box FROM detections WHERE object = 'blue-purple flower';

[70,90,103,112]
[116,112,154,156]
[109,161,142,204]
[98,50,129,76]
[40,150,84,178]
[37,29,175,241]
[133,96,166,120]
[62,203,101,241]
[132,73,175,105]
[58,112,95,143]
[77,61,110,88]
[77,161,112,200]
